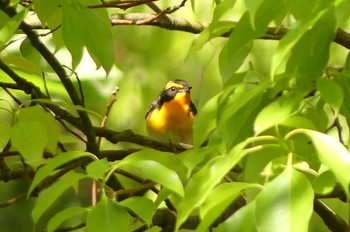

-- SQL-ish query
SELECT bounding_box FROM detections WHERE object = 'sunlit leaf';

[254,95,302,134]
[0,8,28,50]
[255,168,314,232]
[286,129,350,199]
[87,194,129,232]
[312,171,336,196]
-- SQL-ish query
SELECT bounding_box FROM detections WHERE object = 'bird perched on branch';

[145,79,197,144]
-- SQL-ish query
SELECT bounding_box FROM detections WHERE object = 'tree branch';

[314,199,348,232]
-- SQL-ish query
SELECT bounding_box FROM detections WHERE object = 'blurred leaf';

[86,158,109,180]
[193,93,219,146]
[254,95,302,134]
[279,115,317,130]
[286,129,350,199]
[191,21,234,52]
[197,182,260,231]
[11,121,47,166]
[20,37,41,65]
[215,202,257,232]
[312,171,336,195]
[32,172,88,224]
[0,121,11,150]
[213,0,237,22]
[87,194,129,232]
[121,196,156,226]
[47,207,88,232]
[272,1,334,78]
[34,0,60,25]
[255,168,314,232]
[117,157,184,197]
[28,151,97,196]
[0,8,28,50]
[17,105,59,153]
[317,79,343,114]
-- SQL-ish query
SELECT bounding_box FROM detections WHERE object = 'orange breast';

[146,92,195,143]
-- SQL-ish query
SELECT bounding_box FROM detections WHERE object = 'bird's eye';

[171,87,176,91]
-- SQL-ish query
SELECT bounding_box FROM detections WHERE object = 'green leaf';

[61,0,85,69]
[317,79,343,114]
[312,171,336,196]
[117,158,184,197]
[28,151,97,196]
[120,196,156,226]
[87,194,129,232]
[272,2,333,78]
[255,168,314,232]
[32,172,88,224]
[286,129,350,199]
[197,182,260,231]
[215,202,257,232]
[0,8,28,50]
[17,106,60,153]
[61,0,115,72]
[47,207,88,232]
[213,0,237,23]
[0,121,11,150]
[176,147,214,178]
[34,0,60,25]
[87,158,109,180]
[254,95,302,134]
[11,121,47,166]
[176,140,251,230]
[193,93,219,146]
[120,149,187,181]
[191,21,235,52]
[217,81,270,148]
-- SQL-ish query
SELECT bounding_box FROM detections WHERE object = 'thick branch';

[110,13,350,50]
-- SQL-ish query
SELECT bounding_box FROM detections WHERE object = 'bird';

[145,79,197,144]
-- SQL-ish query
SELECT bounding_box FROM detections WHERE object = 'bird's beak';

[181,86,192,93]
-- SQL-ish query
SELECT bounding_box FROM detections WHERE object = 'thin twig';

[89,0,158,10]
[41,72,51,99]
[97,87,119,146]
[0,193,26,208]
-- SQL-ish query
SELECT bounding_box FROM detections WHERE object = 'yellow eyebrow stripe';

[164,81,184,90]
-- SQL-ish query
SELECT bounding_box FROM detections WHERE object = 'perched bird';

[145,79,197,144]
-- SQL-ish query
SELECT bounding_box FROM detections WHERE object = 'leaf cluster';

[1,0,350,232]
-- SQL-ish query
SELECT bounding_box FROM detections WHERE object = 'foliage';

[1,0,350,231]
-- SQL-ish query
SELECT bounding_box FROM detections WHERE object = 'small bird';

[145,79,197,144]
